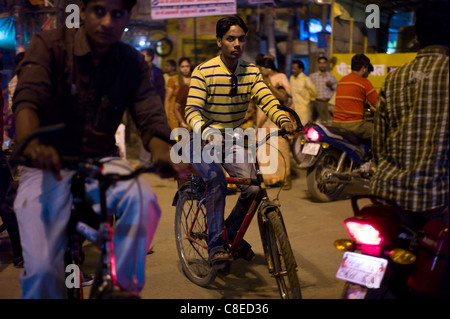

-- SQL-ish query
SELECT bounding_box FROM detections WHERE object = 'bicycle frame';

[181,155,273,260]
[65,164,124,299]
[9,124,155,299]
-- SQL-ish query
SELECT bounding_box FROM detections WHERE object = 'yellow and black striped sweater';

[185,55,290,138]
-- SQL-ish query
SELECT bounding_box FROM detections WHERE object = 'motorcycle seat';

[324,125,366,146]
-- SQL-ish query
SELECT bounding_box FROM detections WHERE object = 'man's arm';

[12,32,62,179]
[365,80,378,108]
[328,74,338,91]
[251,71,292,131]
[185,67,208,137]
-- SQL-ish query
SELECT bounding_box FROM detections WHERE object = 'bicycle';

[173,106,304,299]
[10,124,174,299]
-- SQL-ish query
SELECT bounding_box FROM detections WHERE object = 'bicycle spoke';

[175,187,216,286]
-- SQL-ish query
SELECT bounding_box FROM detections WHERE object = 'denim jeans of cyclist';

[188,133,260,255]
[14,158,161,298]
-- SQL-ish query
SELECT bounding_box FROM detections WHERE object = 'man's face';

[164,62,175,73]
[82,0,129,51]
[291,63,303,77]
[141,51,153,64]
[318,59,328,72]
[217,25,246,60]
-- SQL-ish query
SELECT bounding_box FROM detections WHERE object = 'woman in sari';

[165,57,192,129]
[256,57,294,190]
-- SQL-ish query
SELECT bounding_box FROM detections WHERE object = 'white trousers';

[14,158,161,298]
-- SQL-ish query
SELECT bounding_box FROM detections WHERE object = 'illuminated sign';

[151,0,237,20]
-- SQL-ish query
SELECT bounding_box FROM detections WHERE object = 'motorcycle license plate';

[302,143,320,155]
[336,252,388,289]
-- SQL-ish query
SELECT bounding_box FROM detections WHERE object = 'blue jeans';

[14,158,161,298]
[188,133,260,255]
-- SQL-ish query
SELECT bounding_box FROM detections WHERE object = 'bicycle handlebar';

[199,105,304,144]
[9,124,177,181]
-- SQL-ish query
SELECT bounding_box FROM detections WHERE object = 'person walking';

[257,57,294,189]
[165,57,192,130]
[289,59,317,126]
[310,56,337,123]
[139,47,166,164]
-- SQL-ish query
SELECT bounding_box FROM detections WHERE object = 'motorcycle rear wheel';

[306,149,345,202]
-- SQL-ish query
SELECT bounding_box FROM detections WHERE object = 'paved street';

[0,162,370,299]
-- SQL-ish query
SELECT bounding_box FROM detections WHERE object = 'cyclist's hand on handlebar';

[24,142,62,181]
[149,137,190,179]
[281,122,295,135]
[153,153,190,179]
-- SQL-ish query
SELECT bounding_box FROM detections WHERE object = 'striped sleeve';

[251,71,290,127]
[185,66,207,135]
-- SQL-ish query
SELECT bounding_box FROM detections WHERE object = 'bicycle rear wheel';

[258,207,301,299]
[174,187,216,287]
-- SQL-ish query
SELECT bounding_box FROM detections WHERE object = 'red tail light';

[345,220,384,245]
[306,127,320,142]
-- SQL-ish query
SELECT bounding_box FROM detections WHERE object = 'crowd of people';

[0,0,448,298]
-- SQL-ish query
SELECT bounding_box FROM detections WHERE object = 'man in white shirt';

[289,60,317,125]
[310,56,337,123]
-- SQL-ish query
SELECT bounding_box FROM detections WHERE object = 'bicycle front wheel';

[258,208,301,299]
[174,187,216,287]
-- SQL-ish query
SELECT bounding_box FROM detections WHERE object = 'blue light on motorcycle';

[306,127,320,142]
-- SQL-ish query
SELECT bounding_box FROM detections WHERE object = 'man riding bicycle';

[12,0,187,298]
[185,15,295,268]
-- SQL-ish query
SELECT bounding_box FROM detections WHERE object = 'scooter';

[297,120,372,202]
[334,195,449,299]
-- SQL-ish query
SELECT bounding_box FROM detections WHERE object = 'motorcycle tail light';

[305,127,320,142]
[344,220,384,245]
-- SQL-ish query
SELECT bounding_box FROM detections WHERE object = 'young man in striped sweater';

[185,15,295,267]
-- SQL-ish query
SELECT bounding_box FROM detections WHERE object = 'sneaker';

[81,272,94,287]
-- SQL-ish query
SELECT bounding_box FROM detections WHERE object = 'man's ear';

[216,37,222,48]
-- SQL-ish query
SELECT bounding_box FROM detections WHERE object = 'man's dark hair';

[317,56,328,63]
[141,48,155,60]
[166,59,176,68]
[292,60,305,70]
[261,57,279,72]
[414,1,449,47]
[351,54,370,71]
[216,15,248,39]
[81,0,137,12]
[255,53,265,67]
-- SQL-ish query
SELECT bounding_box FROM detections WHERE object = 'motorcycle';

[334,195,449,299]
[296,119,372,202]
